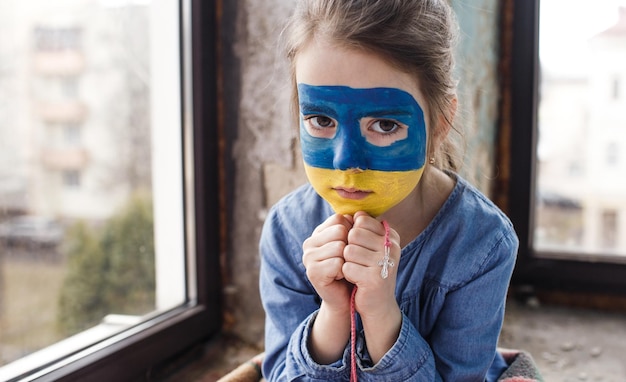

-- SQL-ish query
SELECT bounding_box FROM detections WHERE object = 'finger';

[342,240,378,266]
[303,240,346,266]
[344,226,400,272]
[304,226,349,252]
[353,212,386,235]
[342,214,354,225]
[350,214,400,250]
[342,257,393,287]
[305,222,351,251]
[341,260,364,285]
[306,254,346,285]
[347,225,382,252]
[343,248,398,290]
[312,213,353,235]
[352,210,370,221]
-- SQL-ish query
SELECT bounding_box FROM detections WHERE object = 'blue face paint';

[298,84,427,172]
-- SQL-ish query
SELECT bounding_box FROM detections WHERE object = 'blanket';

[217,349,543,382]
[497,348,544,382]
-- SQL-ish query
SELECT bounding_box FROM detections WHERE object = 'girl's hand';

[302,213,354,313]
[302,214,354,364]
[342,211,403,363]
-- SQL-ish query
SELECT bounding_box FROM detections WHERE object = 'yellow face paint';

[304,164,424,217]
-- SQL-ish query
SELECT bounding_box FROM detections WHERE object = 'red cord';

[382,220,391,250]
[350,220,391,382]
[350,285,358,382]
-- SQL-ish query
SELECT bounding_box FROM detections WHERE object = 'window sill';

[0,314,140,381]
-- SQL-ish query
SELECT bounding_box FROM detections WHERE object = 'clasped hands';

[302,211,403,364]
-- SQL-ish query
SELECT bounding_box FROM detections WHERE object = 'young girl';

[259,0,518,380]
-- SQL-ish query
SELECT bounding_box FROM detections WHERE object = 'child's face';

[295,40,429,216]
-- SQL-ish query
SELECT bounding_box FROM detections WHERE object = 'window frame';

[6,0,223,380]
[508,0,626,295]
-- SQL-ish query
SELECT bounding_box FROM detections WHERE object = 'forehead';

[295,38,424,105]
[297,84,420,115]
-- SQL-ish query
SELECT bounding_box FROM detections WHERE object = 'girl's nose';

[332,129,367,171]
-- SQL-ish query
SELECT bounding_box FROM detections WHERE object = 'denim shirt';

[260,174,518,381]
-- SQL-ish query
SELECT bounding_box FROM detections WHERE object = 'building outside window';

[601,209,618,250]
[534,1,626,258]
[606,142,619,167]
[612,76,620,100]
[0,0,222,379]
[62,169,81,188]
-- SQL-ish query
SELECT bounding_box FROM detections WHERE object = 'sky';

[540,0,626,75]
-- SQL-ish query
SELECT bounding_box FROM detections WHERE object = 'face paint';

[298,84,427,216]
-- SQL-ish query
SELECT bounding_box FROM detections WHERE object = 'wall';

[220,0,503,345]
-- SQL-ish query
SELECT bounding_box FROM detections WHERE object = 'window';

[0,1,221,380]
[606,142,619,167]
[509,0,626,294]
[61,76,80,98]
[63,124,81,147]
[34,27,82,52]
[612,76,621,100]
[63,169,81,188]
[600,210,618,250]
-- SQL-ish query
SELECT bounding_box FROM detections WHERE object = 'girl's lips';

[333,187,372,200]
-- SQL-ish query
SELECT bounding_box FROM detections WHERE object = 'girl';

[259,0,518,380]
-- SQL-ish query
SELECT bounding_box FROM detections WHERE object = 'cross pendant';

[377,246,394,279]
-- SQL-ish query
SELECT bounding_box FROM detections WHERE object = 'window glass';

[535,0,626,257]
[0,0,185,375]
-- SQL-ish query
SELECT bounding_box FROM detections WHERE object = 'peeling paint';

[451,0,501,193]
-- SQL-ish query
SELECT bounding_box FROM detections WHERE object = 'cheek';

[300,121,331,165]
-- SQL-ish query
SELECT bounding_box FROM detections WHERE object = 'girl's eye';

[362,118,408,147]
[371,119,400,134]
[303,115,337,139]
[306,116,335,129]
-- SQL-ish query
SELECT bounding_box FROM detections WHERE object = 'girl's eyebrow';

[300,102,415,117]
[365,108,413,118]
[299,102,335,115]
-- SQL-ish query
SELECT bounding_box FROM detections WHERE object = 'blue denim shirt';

[260,174,518,381]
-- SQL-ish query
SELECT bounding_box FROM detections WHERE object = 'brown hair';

[282,0,463,171]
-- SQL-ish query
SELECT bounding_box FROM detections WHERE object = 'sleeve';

[355,228,517,381]
[353,313,440,382]
[260,206,350,381]
[426,228,518,381]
